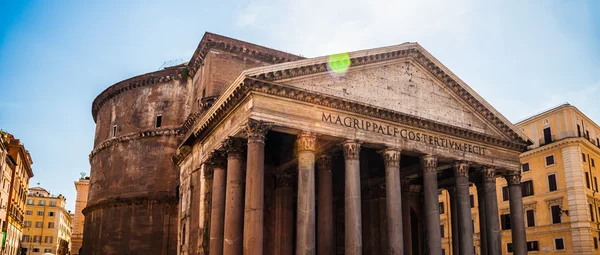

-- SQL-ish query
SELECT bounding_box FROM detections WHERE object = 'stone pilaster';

[482,167,501,255]
[506,173,527,255]
[317,154,335,255]
[243,119,272,255]
[454,161,474,255]
[222,137,246,255]
[342,140,362,255]
[295,132,318,254]
[379,148,403,255]
[421,155,442,255]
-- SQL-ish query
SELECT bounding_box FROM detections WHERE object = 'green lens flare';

[328,53,351,74]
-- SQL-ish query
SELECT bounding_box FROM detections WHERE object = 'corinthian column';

[454,161,474,255]
[506,173,527,255]
[222,138,245,255]
[317,154,334,255]
[208,151,227,255]
[482,167,501,255]
[475,179,488,255]
[379,149,403,255]
[296,132,318,254]
[342,140,362,255]
[243,120,272,255]
[421,155,442,255]
[273,171,294,255]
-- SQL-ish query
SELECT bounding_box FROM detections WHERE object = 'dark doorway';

[543,127,552,144]
[411,208,420,255]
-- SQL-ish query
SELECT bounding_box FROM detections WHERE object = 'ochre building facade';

[84,33,532,255]
[72,177,89,255]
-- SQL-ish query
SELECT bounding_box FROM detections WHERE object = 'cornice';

[187,33,304,77]
[89,127,184,161]
[82,195,178,216]
[520,137,600,158]
[91,66,186,122]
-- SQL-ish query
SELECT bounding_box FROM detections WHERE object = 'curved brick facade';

[83,66,192,255]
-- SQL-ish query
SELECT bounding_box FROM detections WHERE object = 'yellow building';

[71,176,89,255]
[440,103,600,254]
[22,187,72,255]
[5,133,33,255]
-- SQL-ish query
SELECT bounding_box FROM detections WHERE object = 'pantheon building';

[84,32,531,255]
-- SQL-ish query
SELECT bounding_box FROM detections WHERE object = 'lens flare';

[328,52,351,74]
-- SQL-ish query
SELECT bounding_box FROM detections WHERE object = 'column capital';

[296,132,318,152]
[378,148,401,168]
[206,150,227,169]
[420,155,438,173]
[453,161,470,177]
[482,167,497,183]
[245,119,273,144]
[223,137,246,159]
[342,140,362,160]
[317,154,333,172]
[505,173,521,186]
[274,171,294,188]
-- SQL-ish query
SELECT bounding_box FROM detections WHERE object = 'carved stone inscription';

[322,112,488,156]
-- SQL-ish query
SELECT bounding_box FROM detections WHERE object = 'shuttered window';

[548,174,557,192]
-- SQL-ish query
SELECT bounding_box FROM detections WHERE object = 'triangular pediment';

[241,43,529,144]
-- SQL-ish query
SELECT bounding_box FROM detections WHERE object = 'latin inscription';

[322,113,487,155]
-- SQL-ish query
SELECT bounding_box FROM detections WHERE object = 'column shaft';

[317,155,334,255]
[243,120,271,255]
[208,152,227,255]
[454,162,474,255]
[380,149,403,255]
[507,174,527,255]
[449,188,460,255]
[223,142,245,255]
[422,155,442,255]
[483,168,501,255]
[342,140,362,255]
[401,181,412,255]
[476,184,488,255]
[296,132,317,254]
[274,173,294,255]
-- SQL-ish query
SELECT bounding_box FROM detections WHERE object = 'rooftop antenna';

[158,59,185,70]
[80,172,87,179]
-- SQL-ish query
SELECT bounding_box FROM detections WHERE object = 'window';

[48,222,54,228]
[595,177,599,192]
[26,199,33,205]
[502,186,509,201]
[470,194,474,208]
[595,237,599,249]
[543,127,552,144]
[33,248,39,252]
[583,153,587,162]
[22,235,29,242]
[440,224,445,237]
[551,205,562,224]
[593,158,596,168]
[49,212,54,217]
[522,163,530,172]
[26,210,32,215]
[591,204,595,221]
[112,125,117,138]
[501,214,511,230]
[522,180,534,197]
[442,249,445,255]
[526,210,535,227]
[578,124,582,137]
[37,211,43,216]
[33,236,41,242]
[548,174,557,192]
[555,238,565,250]
[586,172,591,189]
[156,115,162,128]
[545,155,555,166]
[24,221,31,227]
[439,202,444,214]
[44,249,51,253]
[38,200,45,206]
[49,201,56,207]
[44,236,52,243]
[507,243,514,253]
[35,221,42,228]
[527,241,539,251]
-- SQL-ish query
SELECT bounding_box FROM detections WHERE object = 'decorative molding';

[296,132,318,152]
[505,173,521,186]
[453,161,470,177]
[223,137,246,160]
[523,201,537,211]
[91,127,184,162]
[342,140,361,160]
[172,145,192,165]
[545,197,563,209]
[520,137,600,158]
[92,67,185,122]
[500,207,510,215]
[317,154,333,172]
[245,119,273,144]
[82,195,178,216]
[482,167,496,183]
[379,149,401,168]
[421,155,438,173]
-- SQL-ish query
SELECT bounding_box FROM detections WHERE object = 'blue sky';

[0,0,599,211]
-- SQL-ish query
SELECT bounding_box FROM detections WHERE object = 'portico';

[174,43,531,255]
